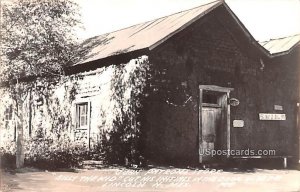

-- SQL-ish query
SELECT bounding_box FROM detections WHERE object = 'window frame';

[74,101,91,130]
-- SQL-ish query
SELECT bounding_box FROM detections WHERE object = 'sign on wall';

[274,105,283,111]
[233,120,244,128]
[259,113,286,121]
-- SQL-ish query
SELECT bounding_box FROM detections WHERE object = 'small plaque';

[233,120,244,128]
[274,105,283,111]
[259,113,286,121]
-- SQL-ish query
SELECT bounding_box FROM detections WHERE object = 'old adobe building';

[0,1,299,166]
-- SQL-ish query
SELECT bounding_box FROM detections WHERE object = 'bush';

[24,136,89,170]
[0,144,16,169]
[94,128,145,167]
[0,152,16,169]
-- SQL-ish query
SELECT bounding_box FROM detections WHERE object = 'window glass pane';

[80,105,86,115]
[203,91,219,104]
[80,116,87,126]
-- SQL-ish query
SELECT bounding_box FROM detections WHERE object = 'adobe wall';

[0,56,149,152]
[143,13,298,165]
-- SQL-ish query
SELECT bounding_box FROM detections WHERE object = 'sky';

[74,0,300,42]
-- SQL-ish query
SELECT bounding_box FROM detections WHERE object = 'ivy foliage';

[97,57,151,166]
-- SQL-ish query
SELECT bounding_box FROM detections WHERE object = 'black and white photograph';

[0,0,300,191]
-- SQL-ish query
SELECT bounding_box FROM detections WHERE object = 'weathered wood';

[201,107,221,161]
[199,89,203,163]
[199,85,233,92]
[226,92,230,158]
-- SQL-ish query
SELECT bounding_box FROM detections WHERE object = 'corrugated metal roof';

[259,34,300,55]
[76,0,222,65]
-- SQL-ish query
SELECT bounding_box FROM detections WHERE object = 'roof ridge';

[83,0,222,40]
[156,0,222,18]
[260,33,300,43]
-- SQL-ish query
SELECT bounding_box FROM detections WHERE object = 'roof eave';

[268,43,300,58]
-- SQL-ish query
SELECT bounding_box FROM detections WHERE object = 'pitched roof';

[259,34,300,56]
[75,0,222,65]
[76,0,294,68]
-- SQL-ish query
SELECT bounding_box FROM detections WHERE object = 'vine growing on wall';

[24,78,88,169]
[98,57,151,166]
[150,63,194,108]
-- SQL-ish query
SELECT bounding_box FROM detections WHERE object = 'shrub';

[94,128,144,167]
[0,143,16,169]
[24,136,89,170]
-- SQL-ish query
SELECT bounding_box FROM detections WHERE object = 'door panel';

[201,107,221,162]
[198,86,231,164]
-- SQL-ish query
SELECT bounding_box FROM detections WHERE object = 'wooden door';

[198,85,233,163]
[201,106,221,162]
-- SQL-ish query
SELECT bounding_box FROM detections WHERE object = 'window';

[5,105,13,121]
[76,103,89,129]
[202,91,219,104]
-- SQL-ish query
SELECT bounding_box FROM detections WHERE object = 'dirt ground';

[1,167,300,192]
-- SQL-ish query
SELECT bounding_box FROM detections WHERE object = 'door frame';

[72,98,92,149]
[198,85,233,163]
